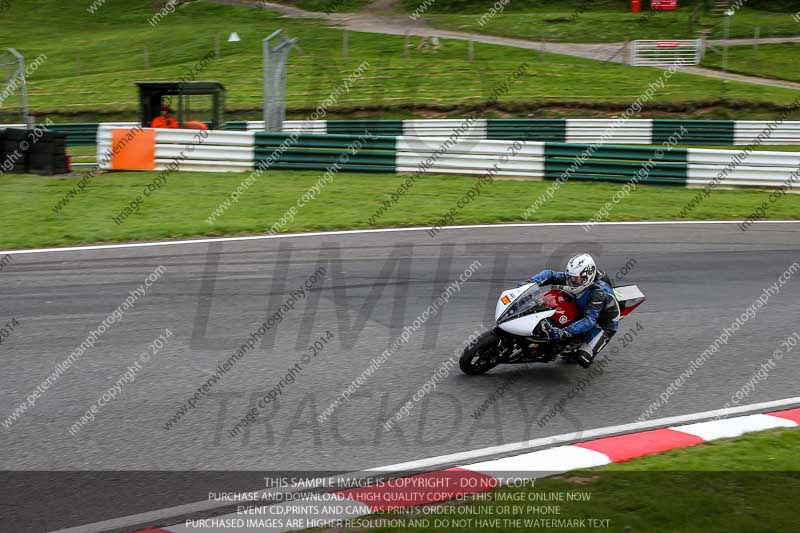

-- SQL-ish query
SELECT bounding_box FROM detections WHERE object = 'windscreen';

[498,285,553,324]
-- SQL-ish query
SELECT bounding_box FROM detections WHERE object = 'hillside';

[1,0,799,122]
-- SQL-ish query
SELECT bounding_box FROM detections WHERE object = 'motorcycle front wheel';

[459,330,502,375]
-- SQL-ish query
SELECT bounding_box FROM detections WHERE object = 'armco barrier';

[98,125,254,172]
[48,122,138,146]
[97,126,800,192]
[687,148,800,189]
[231,119,800,146]
[10,119,800,147]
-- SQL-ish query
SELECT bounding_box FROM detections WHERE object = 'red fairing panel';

[544,289,580,327]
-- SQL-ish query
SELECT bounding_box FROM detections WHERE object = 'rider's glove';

[549,327,566,341]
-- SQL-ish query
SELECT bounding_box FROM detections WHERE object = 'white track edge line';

[3,220,798,256]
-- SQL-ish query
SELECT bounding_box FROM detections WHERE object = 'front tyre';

[459,330,502,375]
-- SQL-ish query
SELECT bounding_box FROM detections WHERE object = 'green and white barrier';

[231,119,800,146]
[9,119,800,148]
[97,125,800,192]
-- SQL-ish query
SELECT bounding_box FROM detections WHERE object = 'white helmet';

[565,253,597,294]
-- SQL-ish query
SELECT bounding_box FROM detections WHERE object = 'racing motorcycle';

[459,281,645,375]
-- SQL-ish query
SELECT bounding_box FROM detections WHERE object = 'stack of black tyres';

[0,128,29,173]
[0,128,68,175]
[29,130,68,175]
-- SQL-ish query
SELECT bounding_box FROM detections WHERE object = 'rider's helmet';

[564,253,597,294]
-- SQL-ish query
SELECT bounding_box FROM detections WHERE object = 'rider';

[525,253,620,368]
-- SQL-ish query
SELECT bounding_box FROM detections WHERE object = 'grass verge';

[702,43,800,84]
[2,170,799,250]
[332,428,800,532]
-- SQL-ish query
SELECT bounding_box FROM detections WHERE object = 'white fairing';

[499,309,556,337]
[495,283,555,337]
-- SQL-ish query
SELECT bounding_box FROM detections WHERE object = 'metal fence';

[630,40,703,67]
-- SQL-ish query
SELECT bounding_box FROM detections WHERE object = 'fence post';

[539,40,545,61]
[343,30,348,59]
[468,40,474,62]
[753,26,759,49]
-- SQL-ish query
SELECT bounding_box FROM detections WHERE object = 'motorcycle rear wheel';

[459,330,502,375]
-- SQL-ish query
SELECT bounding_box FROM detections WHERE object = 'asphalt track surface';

[2,222,800,531]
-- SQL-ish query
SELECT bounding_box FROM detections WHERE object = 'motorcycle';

[459,281,645,375]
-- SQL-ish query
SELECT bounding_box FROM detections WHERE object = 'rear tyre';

[459,330,502,375]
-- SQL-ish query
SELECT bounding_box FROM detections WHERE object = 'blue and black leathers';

[528,269,620,340]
